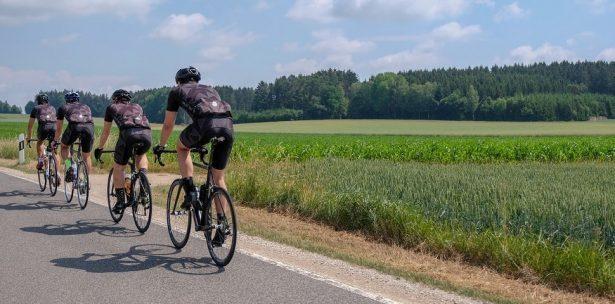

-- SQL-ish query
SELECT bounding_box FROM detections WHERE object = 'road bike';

[63,141,89,209]
[154,138,237,266]
[27,138,59,196]
[96,145,153,233]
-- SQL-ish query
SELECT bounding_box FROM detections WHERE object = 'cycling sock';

[217,213,226,221]
[115,188,126,204]
[182,177,196,193]
[139,168,148,174]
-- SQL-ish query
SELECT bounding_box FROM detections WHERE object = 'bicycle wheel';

[76,161,89,209]
[166,179,191,249]
[64,164,75,203]
[37,161,47,191]
[107,168,124,223]
[48,156,58,196]
[204,187,237,266]
[132,172,153,233]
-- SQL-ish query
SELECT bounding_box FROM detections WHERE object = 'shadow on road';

[50,244,223,276]
[0,200,79,213]
[21,219,143,238]
[0,190,50,198]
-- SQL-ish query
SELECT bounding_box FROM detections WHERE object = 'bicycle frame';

[155,139,220,231]
[97,147,142,204]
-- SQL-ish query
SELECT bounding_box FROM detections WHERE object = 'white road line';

[2,170,397,304]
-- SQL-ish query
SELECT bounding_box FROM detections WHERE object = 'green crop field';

[0,118,613,295]
[235,119,615,136]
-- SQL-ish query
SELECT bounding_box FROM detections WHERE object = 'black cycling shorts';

[114,128,152,165]
[61,123,95,153]
[179,117,234,170]
[37,123,56,141]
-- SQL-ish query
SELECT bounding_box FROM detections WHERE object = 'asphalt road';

[0,172,379,304]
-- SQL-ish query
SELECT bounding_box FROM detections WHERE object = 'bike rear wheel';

[132,172,153,233]
[205,187,237,266]
[37,161,47,191]
[64,164,75,203]
[166,179,191,249]
[76,161,89,209]
[48,156,58,196]
[107,168,124,223]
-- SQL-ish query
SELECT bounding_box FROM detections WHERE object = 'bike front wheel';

[132,172,153,233]
[166,179,191,249]
[76,161,89,209]
[205,187,237,267]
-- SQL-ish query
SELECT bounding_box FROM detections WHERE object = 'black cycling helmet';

[175,66,201,84]
[35,93,49,105]
[64,91,79,103]
[112,89,131,102]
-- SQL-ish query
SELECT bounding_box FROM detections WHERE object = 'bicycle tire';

[37,164,46,192]
[107,168,124,223]
[204,187,237,266]
[76,161,89,209]
[64,163,75,203]
[166,179,191,249]
[48,156,58,196]
[132,172,153,233]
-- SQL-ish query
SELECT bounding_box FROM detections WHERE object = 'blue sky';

[1,0,614,107]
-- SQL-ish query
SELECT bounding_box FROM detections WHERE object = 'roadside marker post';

[18,133,25,164]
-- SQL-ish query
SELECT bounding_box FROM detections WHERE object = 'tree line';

[0,100,21,114]
[24,61,615,123]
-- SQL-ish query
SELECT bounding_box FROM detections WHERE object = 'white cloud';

[368,22,480,73]
[475,0,495,7]
[417,22,481,50]
[566,31,596,46]
[199,30,257,69]
[505,43,576,64]
[275,58,320,75]
[282,42,301,52]
[0,65,141,107]
[287,0,469,23]
[430,22,481,41]
[275,29,372,74]
[494,2,528,22]
[287,0,336,22]
[369,49,439,72]
[576,0,615,13]
[41,33,80,46]
[151,14,212,42]
[597,48,615,61]
[311,29,373,67]
[0,0,159,25]
[255,0,270,11]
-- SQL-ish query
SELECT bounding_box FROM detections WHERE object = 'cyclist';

[94,89,152,213]
[153,66,233,245]
[53,92,95,183]
[26,93,57,170]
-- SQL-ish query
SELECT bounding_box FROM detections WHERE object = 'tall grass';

[228,159,615,295]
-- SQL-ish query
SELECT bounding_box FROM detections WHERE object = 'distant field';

[235,119,615,136]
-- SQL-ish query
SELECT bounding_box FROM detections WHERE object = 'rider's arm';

[159,111,177,146]
[97,121,112,149]
[26,118,35,140]
[53,106,65,142]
